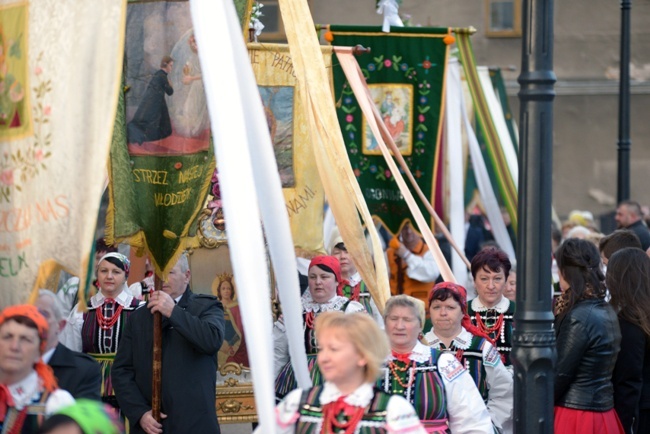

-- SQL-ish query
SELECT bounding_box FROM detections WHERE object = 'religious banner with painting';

[329,26,451,234]
[0,0,125,306]
[107,1,217,276]
[248,43,326,256]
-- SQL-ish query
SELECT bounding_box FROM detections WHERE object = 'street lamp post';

[617,0,632,203]
[512,0,557,433]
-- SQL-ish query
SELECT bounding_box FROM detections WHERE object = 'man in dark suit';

[34,289,101,400]
[113,254,225,434]
[616,200,650,251]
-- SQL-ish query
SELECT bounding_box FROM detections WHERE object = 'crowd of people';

[0,200,649,433]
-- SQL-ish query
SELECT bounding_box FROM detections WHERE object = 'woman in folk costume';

[328,230,383,327]
[424,283,514,433]
[60,253,140,408]
[0,305,74,433]
[263,312,425,434]
[378,295,493,434]
[467,247,515,367]
[274,255,365,399]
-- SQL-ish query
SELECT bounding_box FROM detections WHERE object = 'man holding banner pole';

[112,254,225,434]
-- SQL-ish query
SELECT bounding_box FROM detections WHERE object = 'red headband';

[309,255,342,283]
[428,282,492,342]
[0,304,58,392]
[429,282,468,313]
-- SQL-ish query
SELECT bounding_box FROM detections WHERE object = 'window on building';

[257,0,286,42]
[485,0,522,37]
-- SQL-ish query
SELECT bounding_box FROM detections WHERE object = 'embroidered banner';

[329,26,450,235]
[0,0,125,306]
[106,1,215,276]
[248,43,325,256]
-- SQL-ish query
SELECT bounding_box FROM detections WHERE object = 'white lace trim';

[301,291,350,313]
[425,326,474,350]
[319,382,375,407]
[8,371,40,410]
[470,295,510,313]
[90,287,134,309]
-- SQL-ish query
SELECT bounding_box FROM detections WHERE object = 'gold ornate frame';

[189,207,276,423]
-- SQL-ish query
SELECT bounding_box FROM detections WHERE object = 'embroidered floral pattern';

[0,52,52,202]
[341,52,437,180]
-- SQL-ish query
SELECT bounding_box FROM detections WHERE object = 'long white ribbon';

[452,61,516,260]
[445,58,468,287]
[477,67,518,190]
[190,0,310,431]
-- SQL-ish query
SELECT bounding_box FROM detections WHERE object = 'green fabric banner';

[107,2,215,276]
[330,26,449,235]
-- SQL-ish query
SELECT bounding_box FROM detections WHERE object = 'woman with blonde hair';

[381,294,493,433]
[264,311,425,433]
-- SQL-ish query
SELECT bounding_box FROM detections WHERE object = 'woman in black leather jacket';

[554,238,624,434]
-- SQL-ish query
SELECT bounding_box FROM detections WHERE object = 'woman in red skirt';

[554,238,624,434]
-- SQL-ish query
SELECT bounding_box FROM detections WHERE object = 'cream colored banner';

[248,43,325,257]
[0,0,126,306]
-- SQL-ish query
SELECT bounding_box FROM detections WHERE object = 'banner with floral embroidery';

[0,0,125,306]
[329,26,450,234]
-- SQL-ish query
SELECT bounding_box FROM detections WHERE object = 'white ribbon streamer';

[445,58,468,287]
[452,61,516,260]
[190,0,310,430]
[477,67,518,190]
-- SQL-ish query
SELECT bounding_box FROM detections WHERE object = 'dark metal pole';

[617,0,632,203]
[512,0,556,433]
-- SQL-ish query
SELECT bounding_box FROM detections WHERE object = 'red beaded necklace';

[95,300,124,330]
[474,311,504,347]
[321,397,366,434]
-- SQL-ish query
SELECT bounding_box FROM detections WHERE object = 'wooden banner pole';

[152,274,163,421]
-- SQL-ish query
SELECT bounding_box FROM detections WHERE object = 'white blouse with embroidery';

[386,341,494,434]
[425,327,514,433]
[60,290,136,352]
[255,382,426,434]
[7,371,74,414]
[273,293,365,378]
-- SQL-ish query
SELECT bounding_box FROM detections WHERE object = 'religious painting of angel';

[124,2,210,156]
[259,85,295,188]
[362,84,413,156]
[212,272,250,368]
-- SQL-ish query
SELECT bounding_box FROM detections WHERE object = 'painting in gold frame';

[362,83,414,156]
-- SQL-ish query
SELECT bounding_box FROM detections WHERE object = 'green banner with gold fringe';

[329,26,451,235]
[107,1,216,276]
